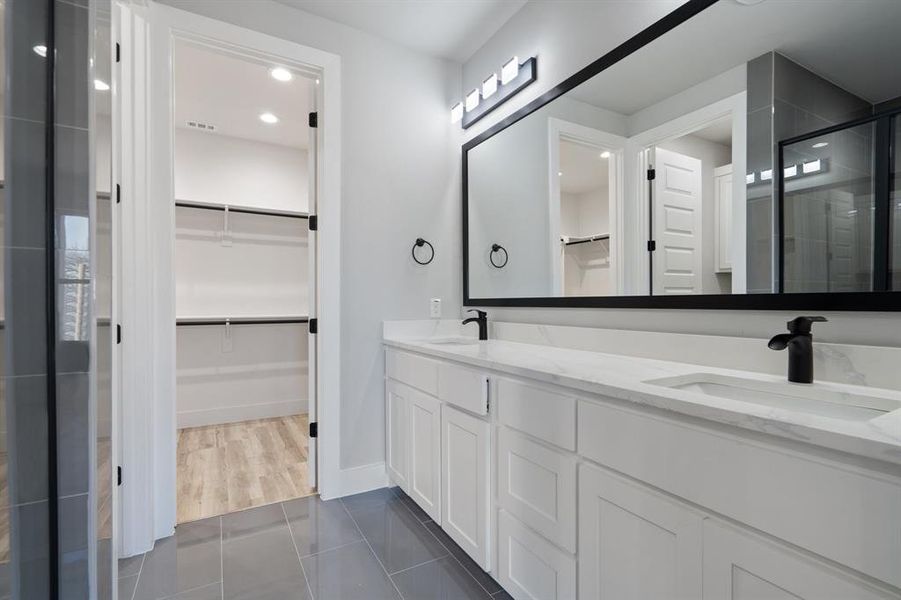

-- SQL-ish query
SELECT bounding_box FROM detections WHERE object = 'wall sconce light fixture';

[449,56,537,129]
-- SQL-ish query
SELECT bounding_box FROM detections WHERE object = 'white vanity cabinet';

[384,344,901,600]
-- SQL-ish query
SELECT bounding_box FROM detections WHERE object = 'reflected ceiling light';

[783,165,797,178]
[33,44,47,57]
[270,67,293,82]
[93,79,110,91]
[450,102,463,124]
[812,142,829,149]
[802,159,821,174]
[599,151,611,159]
[746,173,756,184]
[558,171,563,177]
[501,56,520,85]
[259,112,279,124]
[760,169,773,181]
[482,74,498,99]
[465,88,480,113]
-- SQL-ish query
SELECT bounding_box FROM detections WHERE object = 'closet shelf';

[562,233,610,246]
[176,315,309,326]
[175,199,309,220]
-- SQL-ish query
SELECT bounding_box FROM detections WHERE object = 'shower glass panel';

[893,117,901,290]
[781,123,876,293]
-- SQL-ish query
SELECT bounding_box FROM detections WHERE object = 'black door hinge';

[309,422,318,438]
[117,466,122,486]
[308,112,318,128]
[116,183,121,204]
[309,318,318,335]
[647,240,657,252]
[308,215,318,231]
[647,168,656,180]
[116,324,122,344]
[116,43,121,63]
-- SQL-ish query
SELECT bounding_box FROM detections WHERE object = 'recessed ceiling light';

[259,112,279,124]
[558,171,563,177]
[812,142,828,149]
[270,67,293,82]
[599,151,611,159]
[33,44,47,57]
[94,79,110,91]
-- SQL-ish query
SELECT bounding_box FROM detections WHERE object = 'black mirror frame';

[462,0,901,312]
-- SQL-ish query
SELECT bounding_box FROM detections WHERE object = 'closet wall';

[173,64,311,428]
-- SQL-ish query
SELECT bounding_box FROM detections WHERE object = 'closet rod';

[563,234,610,246]
[175,200,309,220]
[176,316,310,326]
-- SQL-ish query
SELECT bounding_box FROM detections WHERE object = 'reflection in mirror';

[466,0,901,301]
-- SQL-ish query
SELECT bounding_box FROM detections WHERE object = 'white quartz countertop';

[383,334,901,466]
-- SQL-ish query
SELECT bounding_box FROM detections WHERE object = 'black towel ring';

[412,238,435,265]
[490,243,508,268]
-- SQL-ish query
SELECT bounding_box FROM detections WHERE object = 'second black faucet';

[463,309,488,341]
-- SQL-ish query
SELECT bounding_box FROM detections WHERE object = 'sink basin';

[422,336,479,346]
[645,373,901,421]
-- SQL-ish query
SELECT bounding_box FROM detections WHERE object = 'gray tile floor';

[118,487,513,600]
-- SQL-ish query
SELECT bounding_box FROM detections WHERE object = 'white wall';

[174,128,308,213]
[462,1,901,346]
[161,0,462,473]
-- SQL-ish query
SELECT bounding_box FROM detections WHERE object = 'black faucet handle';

[467,309,487,319]
[786,315,827,335]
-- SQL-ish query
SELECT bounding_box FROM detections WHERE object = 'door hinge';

[309,422,318,438]
[647,240,657,252]
[117,466,122,486]
[116,324,122,344]
[647,167,656,181]
[308,215,318,231]
[309,318,318,335]
[116,42,121,63]
[308,112,318,128]
[116,183,121,204]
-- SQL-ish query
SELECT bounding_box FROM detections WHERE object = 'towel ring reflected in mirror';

[490,243,508,268]
[412,237,435,265]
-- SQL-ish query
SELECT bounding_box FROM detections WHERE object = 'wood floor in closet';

[177,414,314,523]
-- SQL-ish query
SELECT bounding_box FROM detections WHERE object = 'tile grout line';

[339,497,407,600]
[281,501,316,600]
[297,537,364,560]
[386,555,443,577]
[129,552,146,600]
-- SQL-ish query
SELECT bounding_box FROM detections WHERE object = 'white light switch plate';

[430,298,442,318]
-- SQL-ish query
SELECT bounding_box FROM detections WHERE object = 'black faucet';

[462,309,488,341]
[767,316,827,384]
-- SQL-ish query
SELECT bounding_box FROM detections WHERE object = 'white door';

[386,381,409,492]
[714,164,733,273]
[579,463,703,599]
[703,520,894,600]
[409,390,441,523]
[442,404,491,570]
[306,91,319,489]
[652,147,703,295]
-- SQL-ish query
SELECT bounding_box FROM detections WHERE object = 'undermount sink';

[422,336,479,346]
[645,373,901,422]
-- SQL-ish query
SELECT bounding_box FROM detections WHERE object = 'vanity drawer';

[497,510,576,600]
[498,428,576,552]
[386,349,439,396]
[578,399,901,588]
[497,378,576,450]
[438,361,489,416]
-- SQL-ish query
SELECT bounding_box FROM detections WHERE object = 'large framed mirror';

[463,0,901,310]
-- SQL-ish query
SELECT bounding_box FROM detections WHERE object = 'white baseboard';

[177,398,308,428]
[320,462,388,501]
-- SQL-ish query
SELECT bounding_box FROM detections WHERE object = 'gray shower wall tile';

[5,248,48,377]
[5,0,48,122]
[54,1,91,129]
[4,117,47,249]
[5,375,50,504]
[773,53,871,124]
[57,372,90,497]
[55,125,91,221]
[12,499,52,599]
[746,53,773,114]
[59,493,90,600]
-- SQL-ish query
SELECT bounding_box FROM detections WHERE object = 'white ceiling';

[690,116,732,146]
[560,140,609,195]
[273,0,527,62]
[174,42,312,149]
[570,0,901,116]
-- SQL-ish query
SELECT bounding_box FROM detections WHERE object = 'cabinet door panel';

[409,389,441,523]
[386,381,409,492]
[579,463,702,600]
[498,511,576,600]
[442,404,490,570]
[703,520,898,600]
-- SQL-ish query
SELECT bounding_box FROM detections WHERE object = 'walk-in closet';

[172,41,316,523]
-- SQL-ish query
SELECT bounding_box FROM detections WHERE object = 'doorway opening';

[172,41,318,523]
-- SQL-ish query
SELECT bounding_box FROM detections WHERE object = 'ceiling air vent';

[185,120,217,132]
